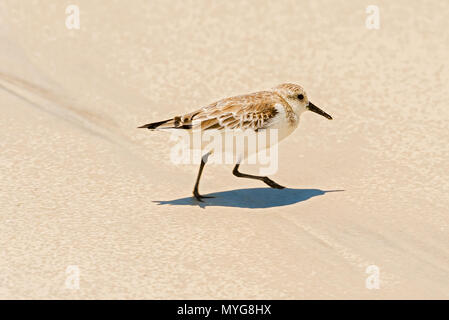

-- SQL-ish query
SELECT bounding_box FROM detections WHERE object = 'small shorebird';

[139,83,332,201]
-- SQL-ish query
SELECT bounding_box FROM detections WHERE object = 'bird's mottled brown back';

[173,91,295,131]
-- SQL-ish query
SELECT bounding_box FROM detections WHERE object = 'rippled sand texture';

[1,0,448,299]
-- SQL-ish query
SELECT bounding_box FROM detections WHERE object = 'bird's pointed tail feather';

[138,119,172,130]
[138,117,192,130]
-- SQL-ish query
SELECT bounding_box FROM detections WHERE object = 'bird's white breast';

[267,103,299,142]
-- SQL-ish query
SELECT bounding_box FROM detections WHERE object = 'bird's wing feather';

[178,91,287,131]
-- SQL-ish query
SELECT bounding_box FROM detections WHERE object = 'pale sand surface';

[0,1,448,299]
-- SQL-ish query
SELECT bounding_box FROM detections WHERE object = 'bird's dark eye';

[297,94,304,100]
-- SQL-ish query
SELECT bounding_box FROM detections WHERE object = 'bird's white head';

[271,83,332,120]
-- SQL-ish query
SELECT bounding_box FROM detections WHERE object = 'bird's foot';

[262,177,286,189]
[193,191,215,202]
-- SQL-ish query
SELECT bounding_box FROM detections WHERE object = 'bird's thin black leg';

[193,152,214,201]
[232,164,285,189]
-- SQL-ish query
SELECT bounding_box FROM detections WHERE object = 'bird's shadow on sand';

[154,188,344,209]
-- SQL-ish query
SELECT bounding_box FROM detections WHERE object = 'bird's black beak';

[307,101,333,120]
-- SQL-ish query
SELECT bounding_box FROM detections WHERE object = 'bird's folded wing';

[178,91,285,131]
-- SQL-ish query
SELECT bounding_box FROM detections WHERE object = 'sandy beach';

[1,0,448,299]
